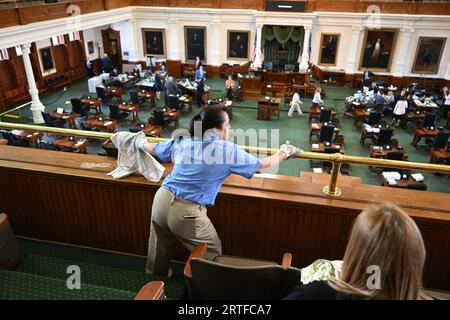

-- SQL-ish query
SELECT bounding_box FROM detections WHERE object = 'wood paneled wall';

[0,146,449,291]
[1,1,449,28]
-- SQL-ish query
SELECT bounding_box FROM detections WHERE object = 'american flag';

[251,33,257,62]
[0,48,9,60]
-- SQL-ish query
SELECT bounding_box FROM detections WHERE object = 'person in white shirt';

[288,91,303,118]
[312,87,323,107]
[383,91,395,113]
[391,96,408,127]
[443,86,450,113]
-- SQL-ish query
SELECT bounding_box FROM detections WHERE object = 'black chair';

[71,98,88,117]
[96,86,109,104]
[433,132,450,149]
[318,109,332,123]
[185,243,301,300]
[169,95,182,110]
[421,113,438,128]
[152,109,172,128]
[41,141,59,151]
[372,128,393,146]
[108,104,128,121]
[41,112,65,128]
[387,151,404,161]
[129,90,143,105]
[366,112,382,126]
[319,125,335,143]
[0,130,28,147]
[324,147,341,154]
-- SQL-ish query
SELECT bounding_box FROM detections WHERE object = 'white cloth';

[288,93,303,117]
[393,100,407,116]
[312,92,323,104]
[107,132,165,182]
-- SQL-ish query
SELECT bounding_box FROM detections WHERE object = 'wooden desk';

[353,108,370,126]
[179,95,193,112]
[412,127,439,147]
[84,118,117,133]
[262,84,285,98]
[309,122,340,141]
[360,125,383,144]
[257,98,281,121]
[81,97,102,115]
[164,109,179,128]
[413,100,439,112]
[309,106,337,122]
[403,111,426,127]
[138,90,156,108]
[52,137,88,154]
[118,102,139,121]
[104,86,123,98]
[370,145,408,161]
[241,76,262,100]
[11,130,42,147]
[49,111,77,129]
[141,124,162,137]
[380,175,427,190]
[310,142,344,154]
[430,148,450,164]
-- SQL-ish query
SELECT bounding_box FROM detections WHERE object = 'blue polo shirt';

[154,131,261,206]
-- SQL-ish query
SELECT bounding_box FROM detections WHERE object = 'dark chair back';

[71,98,84,116]
[41,141,59,151]
[0,130,20,146]
[319,109,332,123]
[319,125,335,143]
[387,151,404,161]
[129,90,140,104]
[433,132,450,149]
[324,147,340,154]
[375,128,393,146]
[96,86,108,103]
[422,113,437,128]
[108,104,121,121]
[188,258,301,300]
[407,183,427,191]
[41,112,55,127]
[153,109,166,127]
[368,112,382,126]
[169,95,180,109]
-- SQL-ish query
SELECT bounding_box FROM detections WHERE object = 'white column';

[21,43,44,124]
[129,18,142,61]
[345,26,364,74]
[210,20,221,66]
[253,24,263,69]
[299,25,311,72]
[392,28,414,77]
[168,19,180,61]
[445,56,450,80]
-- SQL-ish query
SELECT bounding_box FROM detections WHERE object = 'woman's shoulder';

[283,281,365,300]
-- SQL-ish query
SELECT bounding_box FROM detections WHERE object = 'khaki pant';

[146,187,222,275]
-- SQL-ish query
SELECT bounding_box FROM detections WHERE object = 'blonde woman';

[312,87,323,107]
[285,203,429,300]
[288,91,304,118]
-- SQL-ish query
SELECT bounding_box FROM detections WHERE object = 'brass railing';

[0,122,449,197]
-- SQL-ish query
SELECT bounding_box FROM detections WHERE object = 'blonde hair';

[329,203,428,300]
[315,87,322,93]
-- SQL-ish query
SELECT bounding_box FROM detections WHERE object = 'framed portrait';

[411,37,446,74]
[185,26,206,63]
[142,28,166,58]
[227,30,250,60]
[39,47,55,72]
[87,41,95,55]
[318,33,340,66]
[359,29,398,72]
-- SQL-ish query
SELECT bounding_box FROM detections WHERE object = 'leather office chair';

[0,130,29,147]
[135,281,165,300]
[42,112,66,128]
[108,104,128,121]
[372,128,393,146]
[71,98,88,117]
[184,243,301,300]
[319,125,335,143]
[319,109,332,123]
[366,112,382,126]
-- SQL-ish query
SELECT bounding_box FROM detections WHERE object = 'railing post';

[323,154,343,197]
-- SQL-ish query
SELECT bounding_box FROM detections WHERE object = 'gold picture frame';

[411,37,447,75]
[184,26,207,63]
[227,30,250,61]
[38,46,56,73]
[318,33,340,66]
[142,28,166,58]
[359,28,398,72]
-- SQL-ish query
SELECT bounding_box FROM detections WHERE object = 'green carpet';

[1,77,449,193]
[0,237,186,300]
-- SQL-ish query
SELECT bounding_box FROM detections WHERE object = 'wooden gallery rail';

[0,122,449,291]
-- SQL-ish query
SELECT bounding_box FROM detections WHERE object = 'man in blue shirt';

[195,65,206,82]
[139,107,299,275]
